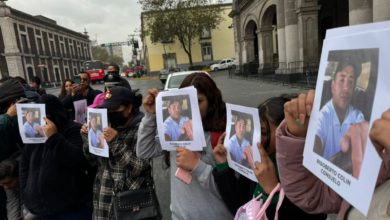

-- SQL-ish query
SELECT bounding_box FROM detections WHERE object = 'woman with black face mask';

[80,86,154,220]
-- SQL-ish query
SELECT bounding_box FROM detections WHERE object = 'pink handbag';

[234,183,285,220]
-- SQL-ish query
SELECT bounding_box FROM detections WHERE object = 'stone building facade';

[0,2,92,84]
[230,0,390,74]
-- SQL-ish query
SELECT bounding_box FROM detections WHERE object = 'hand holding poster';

[303,24,390,215]
[16,103,47,144]
[87,108,109,157]
[156,86,206,151]
[224,103,261,182]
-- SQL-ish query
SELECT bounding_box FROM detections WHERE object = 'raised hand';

[284,90,315,137]
[213,132,227,164]
[253,142,278,194]
[103,127,118,142]
[80,123,88,134]
[143,88,159,114]
[43,117,57,138]
[370,109,390,157]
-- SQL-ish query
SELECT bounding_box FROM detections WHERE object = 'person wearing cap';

[80,87,155,219]
[314,62,365,174]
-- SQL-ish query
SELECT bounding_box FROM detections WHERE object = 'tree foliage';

[91,46,124,66]
[139,0,224,66]
[91,46,109,62]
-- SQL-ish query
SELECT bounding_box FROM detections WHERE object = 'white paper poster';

[74,99,87,124]
[303,26,390,215]
[16,103,47,144]
[224,103,261,182]
[156,86,206,151]
[87,108,109,157]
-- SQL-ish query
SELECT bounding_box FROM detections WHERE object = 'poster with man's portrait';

[224,104,261,182]
[74,99,87,124]
[87,108,109,157]
[303,26,390,215]
[156,86,205,151]
[16,104,47,144]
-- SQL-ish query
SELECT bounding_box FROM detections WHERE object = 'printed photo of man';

[89,113,104,148]
[228,113,254,168]
[23,109,44,138]
[163,96,193,141]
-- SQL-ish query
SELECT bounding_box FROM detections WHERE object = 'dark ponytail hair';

[257,94,297,151]
[131,89,143,115]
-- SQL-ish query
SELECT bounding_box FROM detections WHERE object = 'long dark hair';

[164,72,226,167]
[257,94,296,151]
[58,79,74,100]
[179,72,226,131]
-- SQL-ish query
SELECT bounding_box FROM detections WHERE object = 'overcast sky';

[7,0,231,63]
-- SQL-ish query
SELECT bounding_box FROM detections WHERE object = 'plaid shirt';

[83,112,151,220]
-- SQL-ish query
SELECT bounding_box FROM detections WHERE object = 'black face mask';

[108,111,127,128]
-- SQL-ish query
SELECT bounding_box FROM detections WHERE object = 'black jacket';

[61,86,101,120]
[20,121,92,216]
[213,167,327,220]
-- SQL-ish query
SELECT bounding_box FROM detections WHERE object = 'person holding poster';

[80,87,156,219]
[20,94,93,219]
[137,72,232,220]
[228,115,251,166]
[212,96,326,219]
[88,114,104,148]
[276,90,390,219]
[314,62,365,169]
[23,110,44,138]
[163,97,192,141]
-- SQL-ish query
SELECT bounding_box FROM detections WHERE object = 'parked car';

[159,67,181,83]
[164,71,209,91]
[210,58,237,71]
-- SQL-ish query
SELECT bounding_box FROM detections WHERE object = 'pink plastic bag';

[234,183,285,220]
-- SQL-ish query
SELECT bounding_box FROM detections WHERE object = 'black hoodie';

[20,95,93,216]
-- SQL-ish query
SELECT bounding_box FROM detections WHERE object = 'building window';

[201,27,211,39]
[21,34,29,53]
[49,33,53,38]
[27,67,34,80]
[37,38,44,55]
[50,41,56,56]
[60,43,65,56]
[19,25,26,32]
[201,42,213,61]
[35,29,41,35]
[25,57,32,64]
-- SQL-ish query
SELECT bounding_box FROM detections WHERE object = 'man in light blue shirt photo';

[315,62,365,173]
[23,110,44,138]
[89,114,104,148]
[228,116,251,166]
[163,98,192,141]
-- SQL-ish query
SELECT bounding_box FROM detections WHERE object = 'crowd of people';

[0,61,390,220]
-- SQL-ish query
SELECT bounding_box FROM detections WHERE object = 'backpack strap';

[273,188,285,220]
[256,183,284,219]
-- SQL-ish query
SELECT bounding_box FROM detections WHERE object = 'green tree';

[91,46,109,61]
[140,0,224,66]
[108,55,124,67]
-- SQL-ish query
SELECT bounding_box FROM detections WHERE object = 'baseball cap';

[88,93,105,108]
[98,87,134,110]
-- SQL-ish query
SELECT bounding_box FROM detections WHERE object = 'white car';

[164,71,209,91]
[210,58,237,71]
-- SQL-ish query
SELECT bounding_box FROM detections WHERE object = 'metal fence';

[228,61,319,89]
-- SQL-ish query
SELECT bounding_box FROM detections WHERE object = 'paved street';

[46,70,304,220]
